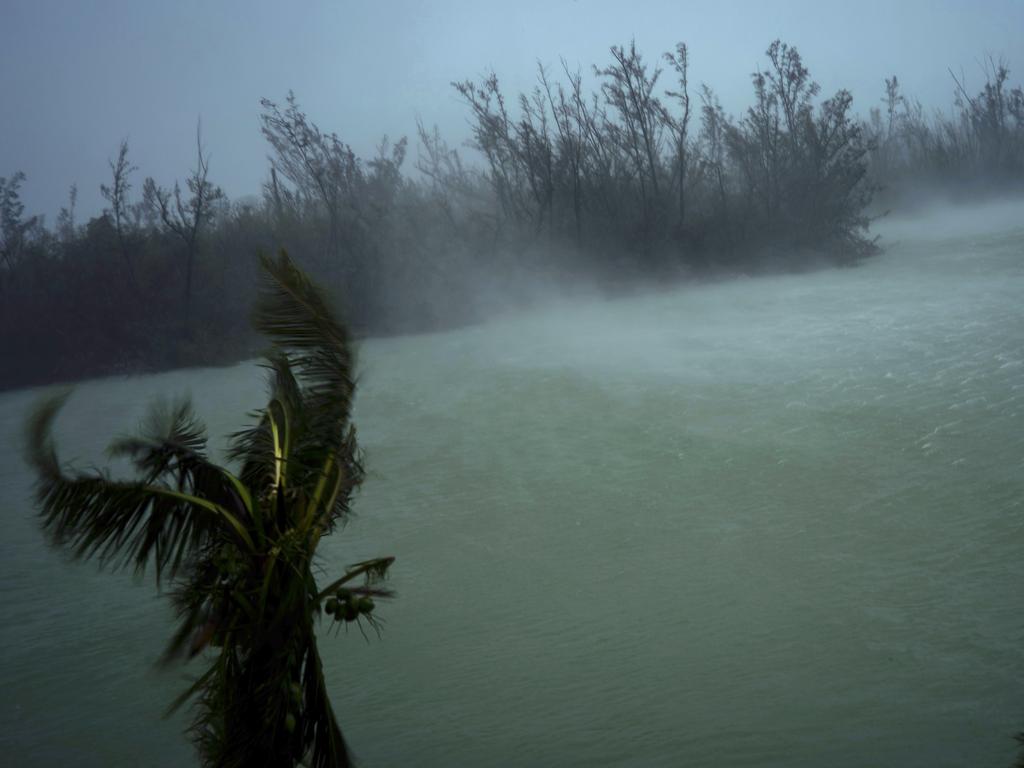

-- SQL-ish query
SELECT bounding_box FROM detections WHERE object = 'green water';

[2,200,1022,766]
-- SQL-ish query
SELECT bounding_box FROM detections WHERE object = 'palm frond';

[26,393,252,582]
[107,399,255,528]
[250,251,356,450]
[316,556,396,601]
[232,251,364,531]
[25,388,73,481]
[229,352,303,477]
[301,639,352,768]
[26,252,392,768]
[107,397,208,480]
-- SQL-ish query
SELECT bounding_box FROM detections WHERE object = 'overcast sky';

[3,0,1022,220]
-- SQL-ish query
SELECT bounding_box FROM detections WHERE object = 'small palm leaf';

[107,397,209,479]
[27,393,253,583]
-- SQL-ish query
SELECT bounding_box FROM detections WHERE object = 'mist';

[1,2,1023,767]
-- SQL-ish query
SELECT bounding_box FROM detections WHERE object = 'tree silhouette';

[26,251,393,767]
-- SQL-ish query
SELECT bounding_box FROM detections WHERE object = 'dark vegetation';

[27,251,391,767]
[864,57,1024,203]
[3,40,1023,390]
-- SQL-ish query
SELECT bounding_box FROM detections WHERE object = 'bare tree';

[259,92,361,262]
[541,60,587,247]
[699,85,730,218]
[415,119,469,231]
[100,140,138,288]
[730,56,783,216]
[453,72,534,231]
[515,69,557,236]
[883,76,904,140]
[143,123,224,309]
[596,40,667,244]
[663,43,692,232]
[0,172,38,279]
[56,183,77,244]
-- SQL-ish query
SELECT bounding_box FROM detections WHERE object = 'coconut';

[344,601,359,622]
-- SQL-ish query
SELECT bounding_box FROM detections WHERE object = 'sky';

[2,0,1023,220]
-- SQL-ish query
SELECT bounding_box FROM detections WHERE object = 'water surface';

[2,200,1022,766]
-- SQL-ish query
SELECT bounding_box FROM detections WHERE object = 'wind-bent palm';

[27,251,392,768]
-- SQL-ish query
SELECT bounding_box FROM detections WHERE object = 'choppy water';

[2,200,1022,767]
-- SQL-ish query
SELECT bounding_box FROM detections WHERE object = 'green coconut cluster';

[324,588,375,623]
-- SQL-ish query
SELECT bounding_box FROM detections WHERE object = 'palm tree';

[26,251,393,768]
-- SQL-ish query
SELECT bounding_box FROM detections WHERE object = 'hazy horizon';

[3,0,1023,220]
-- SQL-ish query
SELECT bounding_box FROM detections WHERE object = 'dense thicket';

[2,40,1020,390]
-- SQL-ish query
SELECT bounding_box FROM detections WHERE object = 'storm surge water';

[1,200,1022,766]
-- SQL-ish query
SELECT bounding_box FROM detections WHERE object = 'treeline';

[452,39,876,270]
[2,40,1021,390]
[864,57,1024,199]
